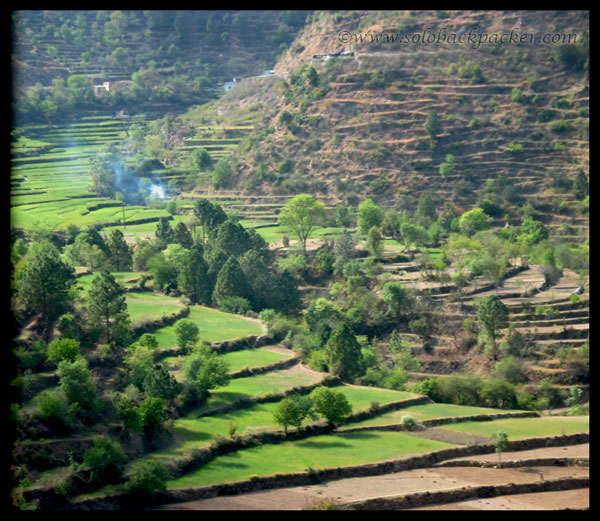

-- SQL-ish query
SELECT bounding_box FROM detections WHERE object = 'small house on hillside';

[93,81,111,96]
[223,77,244,92]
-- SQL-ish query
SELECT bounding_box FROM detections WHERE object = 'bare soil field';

[156,444,589,510]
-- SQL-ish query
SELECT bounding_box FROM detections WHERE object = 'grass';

[162,346,294,379]
[125,292,186,325]
[166,431,456,489]
[151,305,264,348]
[341,402,523,429]
[75,272,146,295]
[439,416,589,439]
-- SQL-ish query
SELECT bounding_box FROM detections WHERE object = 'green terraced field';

[438,415,589,440]
[151,305,264,348]
[11,117,171,232]
[166,430,456,489]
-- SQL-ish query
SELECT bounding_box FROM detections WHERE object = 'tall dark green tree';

[573,169,589,200]
[87,270,130,344]
[212,256,252,308]
[16,240,76,324]
[212,220,252,258]
[193,199,227,242]
[177,247,211,304]
[106,229,133,271]
[324,323,366,381]
[154,217,175,248]
[173,221,194,249]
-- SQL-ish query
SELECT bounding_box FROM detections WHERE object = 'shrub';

[46,338,81,366]
[400,414,417,430]
[82,437,127,483]
[125,460,169,496]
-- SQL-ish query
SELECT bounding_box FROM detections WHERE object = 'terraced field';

[10,115,172,233]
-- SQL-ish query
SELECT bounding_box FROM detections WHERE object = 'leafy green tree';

[491,430,510,463]
[381,281,409,321]
[399,221,428,258]
[16,240,76,324]
[87,270,130,345]
[138,333,159,350]
[138,396,168,437]
[481,378,518,409]
[305,298,345,346]
[132,239,162,271]
[125,460,169,496]
[46,337,81,366]
[37,391,72,431]
[324,323,366,381]
[309,387,352,426]
[477,295,509,360]
[458,207,490,236]
[82,436,127,483]
[57,358,101,420]
[190,147,213,171]
[147,252,179,293]
[125,345,155,391]
[182,346,230,404]
[365,226,383,258]
[278,194,326,255]
[357,198,384,236]
[273,394,314,434]
[212,256,252,308]
[88,145,118,198]
[174,319,199,352]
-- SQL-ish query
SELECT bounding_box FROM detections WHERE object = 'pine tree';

[154,217,174,247]
[324,323,366,381]
[16,240,76,324]
[173,221,194,249]
[87,270,130,344]
[106,229,133,271]
[177,247,211,304]
[212,257,252,307]
[573,169,589,200]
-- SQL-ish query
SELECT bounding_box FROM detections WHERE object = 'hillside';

[191,10,589,235]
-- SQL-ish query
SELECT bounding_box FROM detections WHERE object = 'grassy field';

[341,402,524,429]
[125,292,186,325]
[166,430,457,489]
[75,272,146,294]
[438,416,589,440]
[162,346,295,379]
[150,305,264,348]
[11,117,172,233]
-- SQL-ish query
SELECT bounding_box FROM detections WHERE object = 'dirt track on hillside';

[156,444,589,510]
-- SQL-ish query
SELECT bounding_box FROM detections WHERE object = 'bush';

[82,437,127,483]
[125,460,168,496]
[46,338,81,366]
[400,414,417,430]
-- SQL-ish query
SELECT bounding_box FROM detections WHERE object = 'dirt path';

[155,444,589,511]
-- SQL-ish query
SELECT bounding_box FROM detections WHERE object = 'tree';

[573,169,589,200]
[46,337,81,366]
[125,345,155,391]
[278,194,326,255]
[86,270,130,345]
[138,333,159,350]
[16,240,76,324]
[177,247,211,305]
[154,217,174,247]
[182,346,230,403]
[125,460,168,496]
[381,281,409,321]
[357,198,384,236]
[174,319,199,352]
[458,207,490,236]
[273,394,314,434]
[82,436,127,483]
[491,430,510,463]
[212,256,252,308]
[173,222,194,249]
[138,396,167,437]
[57,358,101,421]
[88,145,118,198]
[399,221,428,258]
[425,110,442,140]
[324,323,366,381]
[143,364,181,405]
[309,387,352,426]
[148,252,179,293]
[477,295,509,360]
[106,229,133,271]
[193,199,227,242]
[365,226,383,258]
[212,220,253,258]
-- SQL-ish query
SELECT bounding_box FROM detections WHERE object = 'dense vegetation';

[10,9,588,511]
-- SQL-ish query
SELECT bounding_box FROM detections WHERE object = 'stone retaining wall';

[71,433,589,510]
[343,476,590,510]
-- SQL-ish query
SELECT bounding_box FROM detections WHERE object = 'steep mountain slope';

[213,10,588,235]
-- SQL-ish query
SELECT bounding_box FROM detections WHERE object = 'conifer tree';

[87,270,130,344]
[212,257,252,307]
